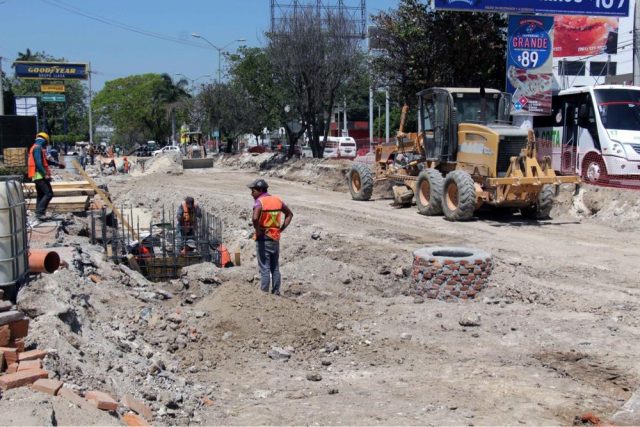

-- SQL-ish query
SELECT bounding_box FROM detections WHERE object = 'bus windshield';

[594,89,640,131]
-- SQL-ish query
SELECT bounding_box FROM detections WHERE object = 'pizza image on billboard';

[554,16,618,57]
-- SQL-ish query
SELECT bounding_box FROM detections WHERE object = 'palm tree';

[159,73,190,143]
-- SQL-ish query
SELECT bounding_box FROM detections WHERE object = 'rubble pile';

[130,152,183,177]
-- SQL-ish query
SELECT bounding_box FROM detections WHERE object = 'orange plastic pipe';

[28,249,61,274]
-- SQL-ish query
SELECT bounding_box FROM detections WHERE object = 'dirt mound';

[177,280,337,366]
[131,152,183,177]
[555,183,640,230]
[266,158,353,191]
[214,152,279,170]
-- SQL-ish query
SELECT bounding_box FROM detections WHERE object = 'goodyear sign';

[13,61,89,80]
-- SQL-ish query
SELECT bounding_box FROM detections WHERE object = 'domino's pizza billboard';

[434,0,630,17]
[506,15,554,116]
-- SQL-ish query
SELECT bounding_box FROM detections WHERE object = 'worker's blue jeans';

[256,239,280,295]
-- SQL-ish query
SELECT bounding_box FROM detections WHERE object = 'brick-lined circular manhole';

[411,247,492,301]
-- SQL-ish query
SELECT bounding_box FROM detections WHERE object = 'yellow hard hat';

[36,132,50,143]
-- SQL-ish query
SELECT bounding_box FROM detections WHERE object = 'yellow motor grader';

[348,87,580,220]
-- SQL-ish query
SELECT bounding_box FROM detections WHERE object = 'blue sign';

[506,15,554,116]
[13,61,89,80]
[434,0,630,17]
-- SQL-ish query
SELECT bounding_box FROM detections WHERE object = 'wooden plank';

[71,160,137,240]
[24,188,96,197]
[26,196,89,213]
[23,181,92,189]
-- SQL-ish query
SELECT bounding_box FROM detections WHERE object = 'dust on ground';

[5,153,640,425]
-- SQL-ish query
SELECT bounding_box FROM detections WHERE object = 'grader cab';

[348,87,580,220]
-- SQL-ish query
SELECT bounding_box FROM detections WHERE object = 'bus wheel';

[582,154,608,183]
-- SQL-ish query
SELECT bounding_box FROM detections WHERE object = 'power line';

[40,0,218,51]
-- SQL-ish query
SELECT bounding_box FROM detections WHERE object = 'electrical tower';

[270,0,367,39]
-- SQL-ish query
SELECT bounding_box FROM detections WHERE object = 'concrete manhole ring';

[411,246,492,301]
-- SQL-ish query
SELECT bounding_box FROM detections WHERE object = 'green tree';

[228,47,296,155]
[197,81,262,152]
[93,73,174,147]
[370,0,507,109]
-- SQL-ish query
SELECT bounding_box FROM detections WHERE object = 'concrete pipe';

[28,249,61,274]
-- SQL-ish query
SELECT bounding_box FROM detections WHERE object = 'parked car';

[153,145,180,156]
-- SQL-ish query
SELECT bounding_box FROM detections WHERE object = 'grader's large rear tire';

[442,170,476,221]
[415,168,444,216]
[522,184,555,220]
[348,163,374,201]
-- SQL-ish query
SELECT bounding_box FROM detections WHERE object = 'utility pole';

[343,96,347,137]
[385,88,390,144]
[368,85,373,152]
[88,64,94,145]
[0,56,4,115]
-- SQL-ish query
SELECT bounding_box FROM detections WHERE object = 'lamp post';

[191,33,245,84]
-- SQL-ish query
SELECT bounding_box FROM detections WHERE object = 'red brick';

[85,390,119,411]
[59,386,90,408]
[18,360,41,371]
[474,259,484,265]
[0,347,18,365]
[18,349,47,362]
[467,289,477,298]
[460,286,469,292]
[122,394,153,420]
[451,290,460,297]
[0,368,48,390]
[0,326,9,347]
[8,319,29,340]
[444,259,455,265]
[10,338,24,352]
[426,290,439,299]
[459,260,469,265]
[32,378,63,395]
[7,363,18,373]
[122,412,150,426]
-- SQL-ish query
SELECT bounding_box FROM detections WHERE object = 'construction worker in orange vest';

[248,178,293,295]
[176,196,201,252]
[27,132,63,222]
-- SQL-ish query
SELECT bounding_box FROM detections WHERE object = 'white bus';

[533,85,640,182]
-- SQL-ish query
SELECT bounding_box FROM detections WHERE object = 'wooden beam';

[71,160,137,241]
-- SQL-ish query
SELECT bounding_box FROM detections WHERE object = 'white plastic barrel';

[0,176,28,288]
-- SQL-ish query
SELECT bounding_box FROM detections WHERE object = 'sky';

[0,0,399,91]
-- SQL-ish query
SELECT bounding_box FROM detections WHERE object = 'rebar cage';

[90,205,223,281]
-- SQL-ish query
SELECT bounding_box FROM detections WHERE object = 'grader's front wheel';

[522,184,555,220]
[348,163,374,201]
[442,170,476,221]
[415,168,444,216]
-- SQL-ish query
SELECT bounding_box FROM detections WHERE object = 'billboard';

[13,61,89,80]
[506,15,554,116]
[434,0,630,17]
[554,16,618,57]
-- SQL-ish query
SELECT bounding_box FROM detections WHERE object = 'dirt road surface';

[5,155,639,426]
[105,162,640,425]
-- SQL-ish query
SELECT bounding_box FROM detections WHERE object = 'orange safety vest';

[257,195,283,241]
[27,144,49,179]
[181,202,198,230]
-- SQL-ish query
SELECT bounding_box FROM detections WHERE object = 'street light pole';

[191,33,246,84]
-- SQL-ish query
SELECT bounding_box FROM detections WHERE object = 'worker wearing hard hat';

[28,132,63,222]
